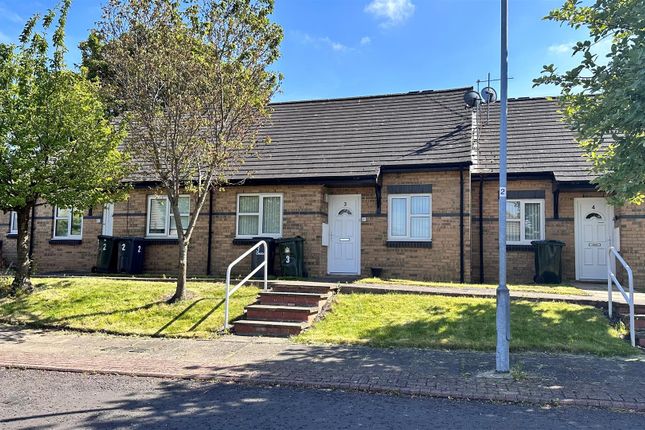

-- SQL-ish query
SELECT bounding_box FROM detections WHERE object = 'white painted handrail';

[607,246,635,347]
[224,240,268,330]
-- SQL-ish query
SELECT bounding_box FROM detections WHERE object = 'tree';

[534,0,644,205]
[0,0,129,295]
[97,0,282,302]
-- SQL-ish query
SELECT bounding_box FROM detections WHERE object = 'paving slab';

[1,324,644,411]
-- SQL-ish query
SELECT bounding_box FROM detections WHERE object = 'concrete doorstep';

[1,324,645,412]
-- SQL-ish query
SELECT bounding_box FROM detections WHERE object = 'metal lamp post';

[496,0,510,373]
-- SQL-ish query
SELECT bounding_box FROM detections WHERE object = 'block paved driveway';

[1,324,645,412]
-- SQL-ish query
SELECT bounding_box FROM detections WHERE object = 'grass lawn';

[296,293,635,356]
[355,278,588,296]
[0,277,259,338]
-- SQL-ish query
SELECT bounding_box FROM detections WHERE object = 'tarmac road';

[0,368,643,429]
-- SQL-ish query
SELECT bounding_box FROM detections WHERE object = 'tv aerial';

[464,73,512,124]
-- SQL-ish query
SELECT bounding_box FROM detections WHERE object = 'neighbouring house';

[1,87,643,286]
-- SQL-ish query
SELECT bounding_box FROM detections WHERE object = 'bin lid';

[531,240,565,246]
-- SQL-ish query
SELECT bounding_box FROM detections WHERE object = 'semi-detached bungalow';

[1,87,643,287]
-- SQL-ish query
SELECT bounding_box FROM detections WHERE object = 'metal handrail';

[224,240,268,330]
[607,246,635,347]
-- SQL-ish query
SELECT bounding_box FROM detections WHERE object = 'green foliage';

[0,277,259,337]
[96,0,282,301]
[534,0,644,205]
[0,1,129,212]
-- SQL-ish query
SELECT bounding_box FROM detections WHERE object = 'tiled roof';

[240,87,473,180]
[127,88,473,183]
[473,97,596,182]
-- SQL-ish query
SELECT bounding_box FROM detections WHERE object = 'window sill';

[6,233,17,239]
[49,239,82,245]
[233,237,282,245]
[144,238,179,245]
[506,244,535,252]
[386,240,432,248]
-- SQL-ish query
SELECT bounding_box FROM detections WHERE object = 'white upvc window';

[506,199,545,245]
[9,211,18,234]
[388,194,432,241]
[53,207,83,240]
[236,193,283,238]
[146,195,190,237]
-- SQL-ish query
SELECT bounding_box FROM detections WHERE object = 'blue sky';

[0,0,602,102]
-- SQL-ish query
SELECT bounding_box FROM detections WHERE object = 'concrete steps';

[232,282,338,337]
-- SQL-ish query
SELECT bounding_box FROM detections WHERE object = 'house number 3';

[285,255,291,264]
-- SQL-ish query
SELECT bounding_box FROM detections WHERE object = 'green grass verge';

[296,293,635,356]
[355,278,588,296]
[0,277,259,338]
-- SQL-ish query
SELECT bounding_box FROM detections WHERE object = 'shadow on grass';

[153,299,206,336]
[302,300,636,356]
[187,298,225,332]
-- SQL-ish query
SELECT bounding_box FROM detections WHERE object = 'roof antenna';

[465,73,513,125]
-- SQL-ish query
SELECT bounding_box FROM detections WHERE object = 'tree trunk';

[168,239,188,303]
[10,206,34,296]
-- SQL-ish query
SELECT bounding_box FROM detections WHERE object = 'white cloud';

[548,42,574,55]
[360,36,371,45]
[298,32,349,52]
[365,0,415,27]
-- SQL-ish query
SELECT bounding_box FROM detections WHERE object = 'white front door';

[575,198,613,281]
[328,195,361,274]
[102,203,114,236]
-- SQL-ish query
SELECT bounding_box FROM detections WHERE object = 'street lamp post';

[496,0,511,373]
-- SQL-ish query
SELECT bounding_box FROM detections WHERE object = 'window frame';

[146,194,191,238]
[9,211,18,235]
[52,207,84,240]
[387,193,432,242]
[235,193,284,239]
[506,199,545,245]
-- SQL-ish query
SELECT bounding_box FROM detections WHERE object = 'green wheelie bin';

[531,240,565,284]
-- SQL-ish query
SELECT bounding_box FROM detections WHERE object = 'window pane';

[178,196,190,215]
[57,207,71,219]
[149,199,167,234]
[524,203,541,240]
[10,212,17,233]
[262,197,281,234]
[506,201,520,220]
[239,196,259,213]
[410,196,430,215]
[506,220,520,242]
[410,217,430,239]
[71,212,82,236]
[390,198,407,237]
[55,218,69,237]
[238,215,259,236]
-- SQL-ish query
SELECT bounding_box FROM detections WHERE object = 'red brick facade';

[1,173,643,288]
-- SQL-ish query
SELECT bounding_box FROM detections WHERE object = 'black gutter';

[206,189,214,276]
[380,161,472,174]
[459,167,465,283]
[479,174,484,283]
[129,162,473,189]
[476,171,555,181]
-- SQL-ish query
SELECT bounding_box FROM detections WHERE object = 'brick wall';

[615,204,645,290]
[5,173,639,287]
[338,170,471,282]
[469,178,645,287]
